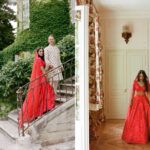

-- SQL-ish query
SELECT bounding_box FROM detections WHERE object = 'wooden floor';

[90,119,150,150]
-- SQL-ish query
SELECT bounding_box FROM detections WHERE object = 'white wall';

[102,18,149,53]
[100,11,150,74]
[99,11,150,118]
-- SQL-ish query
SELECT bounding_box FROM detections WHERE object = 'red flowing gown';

[18,55,55,128]
[122,80,150,144]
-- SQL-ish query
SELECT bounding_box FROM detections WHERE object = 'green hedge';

[0,30,31,66]
[0,57,33,117]
[58,34,75,63]
[0,100,16,118]
[0,57,33,100]
[30,0,72,41]
[0,0,74,67]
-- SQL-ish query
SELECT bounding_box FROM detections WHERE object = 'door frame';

[104,48,149,119]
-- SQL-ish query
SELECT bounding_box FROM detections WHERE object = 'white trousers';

[50,81,58,94]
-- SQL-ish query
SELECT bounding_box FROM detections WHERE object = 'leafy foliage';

[0,100,16,118]
[58,34,75,63]
[0,0,74,112]
[0,56,33,99]
[0,33,74,101]
[58,34,75,79]
[30,0,71,42]
[0,0,74,66]
[0,0,15,51]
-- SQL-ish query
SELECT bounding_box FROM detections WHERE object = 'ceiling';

[94,0,150,12]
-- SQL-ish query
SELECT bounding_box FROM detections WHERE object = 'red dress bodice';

[133,80,146,92]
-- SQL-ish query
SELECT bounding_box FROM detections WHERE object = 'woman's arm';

[146,83,150,105]
[40,66,46,74]
[130,90,135,107]
[130,81,136,107]
[145,92,150,104]
[40,66,49,81]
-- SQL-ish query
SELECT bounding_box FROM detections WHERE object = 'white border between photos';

[75,5,89,150]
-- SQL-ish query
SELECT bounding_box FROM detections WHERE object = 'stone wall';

[8,0,16,5]
[17,0,73,33]
[69,0,75,23]
[17,0,30,32]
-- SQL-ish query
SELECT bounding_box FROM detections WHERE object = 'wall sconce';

[122,25,132,44]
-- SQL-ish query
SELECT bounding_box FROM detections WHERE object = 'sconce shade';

[122,32,132,44]
[122,25,132,44]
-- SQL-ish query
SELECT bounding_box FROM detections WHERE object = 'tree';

[0,0,15,51]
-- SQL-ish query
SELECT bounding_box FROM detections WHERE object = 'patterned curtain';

[88,1,105,140]
[76,0,105,139]
[95,16,104,109]
[76,0,89,5]
[89,0,96,105]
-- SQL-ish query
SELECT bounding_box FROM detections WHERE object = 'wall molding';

[98,11,150,19]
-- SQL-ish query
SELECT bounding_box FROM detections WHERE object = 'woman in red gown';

[122,70,150,144]
[18,48,55,128]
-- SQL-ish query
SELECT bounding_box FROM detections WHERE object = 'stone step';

[60,83,75,87]
[41,140,75,150]
[34,99,75,147]
[37,130,75,147]
[0,129,41,150]
[0,120,19,140]
[63,76,75,84]
[14,102,62,134]
[5,144,41,150]
[56,97,68,102]
[58,84,75,92]
[57,89,75,95]
[28,99,75,145]
[0,130,15,149]
[29,98,74,129]
[0,76,75,148]
[8,109,18,126]
[55,96,74,102]
[24,103,62,128]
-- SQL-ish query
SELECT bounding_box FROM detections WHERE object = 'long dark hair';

[136,70,149,92]
[36,47,44,61]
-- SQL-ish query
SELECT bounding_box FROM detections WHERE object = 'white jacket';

[44,45,63,81]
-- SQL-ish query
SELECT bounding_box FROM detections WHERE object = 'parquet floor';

[90,119,150,150]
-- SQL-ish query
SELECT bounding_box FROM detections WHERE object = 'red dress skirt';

[122,80,150,144]
[18,56,55,128]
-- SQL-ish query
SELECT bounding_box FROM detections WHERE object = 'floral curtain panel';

[88,1,104,139]
[89,1,96,105]
[88,1,104,111]
[95,16,104,109]
[76,0,90,5]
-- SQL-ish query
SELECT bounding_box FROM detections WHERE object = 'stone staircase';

[0,109,19,140]
[0,80,75,150]
[34,99,75,150]
[56,77,75,103]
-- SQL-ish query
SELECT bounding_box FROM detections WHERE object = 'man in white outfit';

[44,35,63,94]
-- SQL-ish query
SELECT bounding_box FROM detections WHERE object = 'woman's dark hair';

[36,47,44,61]
[136,70,149,92]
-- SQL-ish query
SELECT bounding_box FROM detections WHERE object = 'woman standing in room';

[122,70,150,144]
[18,48,55,128]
